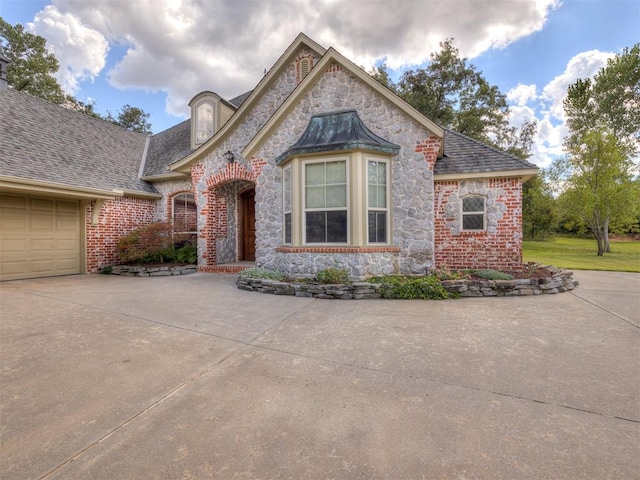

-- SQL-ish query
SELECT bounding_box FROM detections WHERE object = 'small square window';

[462,196,485,231]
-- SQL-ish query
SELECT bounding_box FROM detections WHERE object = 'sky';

[1,0,638,167]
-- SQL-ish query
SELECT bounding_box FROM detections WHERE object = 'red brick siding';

[415,136,442,171]
[434,178,523,270]
[195,159,266,268]
[85,197,156,272]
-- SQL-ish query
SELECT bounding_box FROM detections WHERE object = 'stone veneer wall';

[252,63,440,278]
[191,47,321,269]
[434,178,523,270]
[85,197,157,273]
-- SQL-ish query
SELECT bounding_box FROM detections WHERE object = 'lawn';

[523,236,640,272]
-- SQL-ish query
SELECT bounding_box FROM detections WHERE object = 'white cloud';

[27,0,560,118]
[507,84,538,107]
[29,5,108,94]
[505,49,615,167]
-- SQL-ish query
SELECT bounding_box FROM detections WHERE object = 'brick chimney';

[0,53,9,90]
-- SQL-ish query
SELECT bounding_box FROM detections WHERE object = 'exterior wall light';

[223,150,235,163]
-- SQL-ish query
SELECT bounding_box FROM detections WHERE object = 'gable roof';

[242,46,444,160]
[169,33,327,173]
[142,119,192,179]
[0,88,158,197]
[436,129,538,180]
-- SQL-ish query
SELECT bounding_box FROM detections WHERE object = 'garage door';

[1,194,81,281]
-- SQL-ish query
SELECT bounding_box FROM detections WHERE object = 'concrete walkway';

[1,271,638,479]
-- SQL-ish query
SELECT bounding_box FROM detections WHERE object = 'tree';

[553,131,639,255]
[106,104,153,135]
[0,17,65,103]
[522,171,558,240]
[564,44,640,156]
[372,39,536,159]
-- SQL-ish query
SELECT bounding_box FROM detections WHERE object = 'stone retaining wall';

[236,267,578,299]
[111,265,197,277]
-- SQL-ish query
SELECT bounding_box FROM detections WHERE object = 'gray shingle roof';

[228,91,252,108]
[0,89,156,194]
[143,119,192,177]
[437,129,538,176]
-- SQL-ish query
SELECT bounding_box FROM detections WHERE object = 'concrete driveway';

[1,270,638,479]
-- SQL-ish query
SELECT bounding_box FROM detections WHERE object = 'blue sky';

[1,0,638,166]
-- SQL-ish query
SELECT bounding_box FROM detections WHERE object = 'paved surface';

[1,270,638,479]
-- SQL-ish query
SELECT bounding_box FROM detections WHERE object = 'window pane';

[325,185,346,208]
[325,160,346,184]
[173,193,197,233]
[368,211,386,243]
[283,167,291,212]
[326,211,347,242]
[305,186,325,208]
[463,196,484,212]
[306,212,326,243]
[305,163,325,186]
[463,213,484,230]
[284,213,292,244]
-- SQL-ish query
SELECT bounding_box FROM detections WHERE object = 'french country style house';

[0,34,538,281]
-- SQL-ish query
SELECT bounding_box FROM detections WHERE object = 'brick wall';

[85,196,156,272]
[434,178,523,271]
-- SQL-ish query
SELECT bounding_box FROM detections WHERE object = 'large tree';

[373,39,536,160]
[559,44,640,253]
[522,170,558,241]
[106,104,153,135]
[0,17,65,103]
[564,44,640,156]
[554,131,639,255]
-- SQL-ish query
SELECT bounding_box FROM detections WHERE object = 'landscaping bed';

[236,265,578,300]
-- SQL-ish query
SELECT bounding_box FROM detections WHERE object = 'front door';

[241,189,256,261]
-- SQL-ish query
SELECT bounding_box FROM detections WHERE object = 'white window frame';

[302,157,349,245]
[461,195,486,231]
[366,157,390,244]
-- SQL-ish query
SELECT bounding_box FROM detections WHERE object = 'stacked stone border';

[236,266,578,299]
[111,265,197,277]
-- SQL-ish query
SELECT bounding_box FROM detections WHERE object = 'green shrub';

[368,275,456,300]
[175,243,197,264]
[316,267,350,284]
[467,269,514,280]
[238,267,287,281]
[98,265,113,275]
[116,222,194,265]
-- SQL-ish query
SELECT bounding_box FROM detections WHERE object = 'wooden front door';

[241,189,256,261]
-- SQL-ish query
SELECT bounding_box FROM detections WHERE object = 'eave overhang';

[434,168,539,182]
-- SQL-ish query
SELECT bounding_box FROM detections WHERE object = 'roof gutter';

[0,175,120,199]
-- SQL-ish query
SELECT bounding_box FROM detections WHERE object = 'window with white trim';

[462,196,485,231]
[367,159,388,243]
[283,165,292,244]
[173,193,197,234]
[304,159,348,243]
[195,101,214,144]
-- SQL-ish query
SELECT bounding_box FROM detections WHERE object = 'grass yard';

[523,236,640,272]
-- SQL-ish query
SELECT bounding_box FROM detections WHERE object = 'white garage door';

[1,194,81,281]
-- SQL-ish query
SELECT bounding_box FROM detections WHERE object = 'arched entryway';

[240,188,256,261]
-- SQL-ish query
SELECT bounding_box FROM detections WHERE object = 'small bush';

[368,275,456,300]
[116,222,194,265]
[99,265,113,275]
[316,267,350,284]
[467,269,514,280]
[238,267,287,281]
[175,243,197,264]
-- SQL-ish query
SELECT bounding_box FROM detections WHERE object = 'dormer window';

[195,102,214,144]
